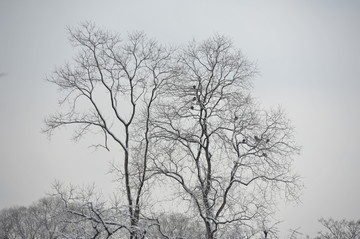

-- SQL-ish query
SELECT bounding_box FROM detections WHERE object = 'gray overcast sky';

[1,0,360,237]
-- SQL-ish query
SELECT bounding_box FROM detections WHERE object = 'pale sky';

[1,0,360,237]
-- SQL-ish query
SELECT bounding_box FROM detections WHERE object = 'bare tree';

[51,182,130,239]
[9,206,36,239]
[150,35,301,239]
[44,22,175,239]
[0,207,16,239]
[44,23,300,239]
[287,227,305,239]
[0,195,111,239]
[147,212,205,239]
[315,218,360,239]
[32,196,76,239]
[0,205,47,239]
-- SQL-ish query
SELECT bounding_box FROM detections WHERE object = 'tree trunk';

[205,220,215,239]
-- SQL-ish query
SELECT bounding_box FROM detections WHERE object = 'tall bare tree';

[44,22,175,239]
[45,23,300,238]
[150,35,301,239]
